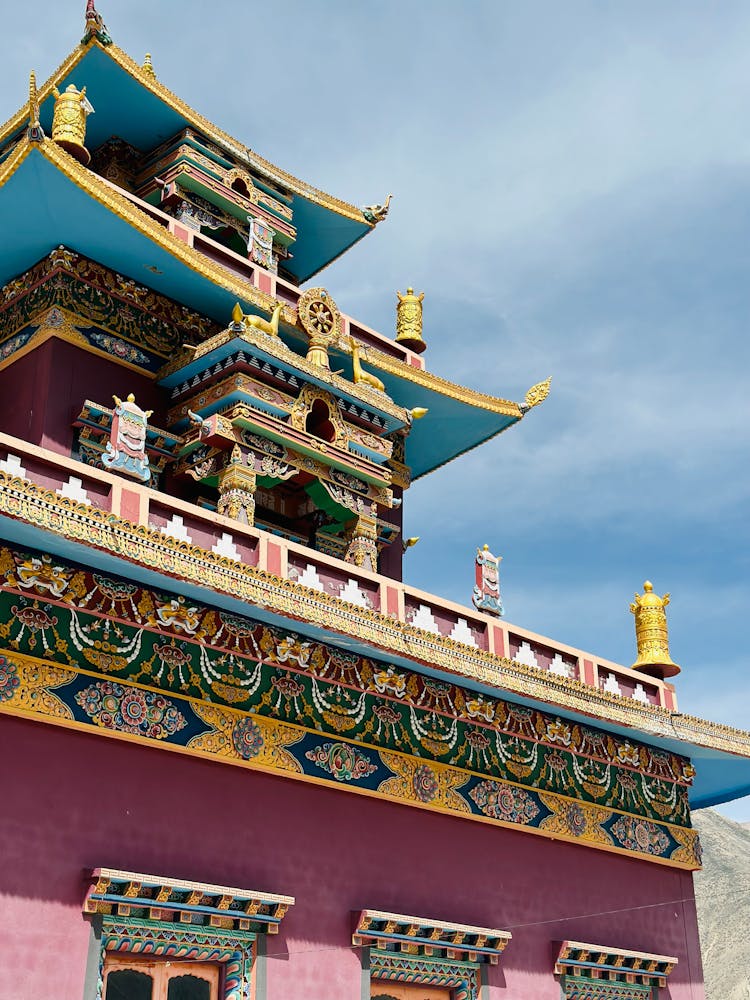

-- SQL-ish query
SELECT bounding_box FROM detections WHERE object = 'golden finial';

[143,53,156,79]
[409,407,428,421]
[83,1,112,46]
[402,536,420,552]
[27,71,42,139]
[630,581,680,678]
[29,71,38,124]
[396,287,426,354]
[524,376,551,410]
[51,84,93,165]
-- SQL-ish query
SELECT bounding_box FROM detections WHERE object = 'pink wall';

[0,716,705,1000]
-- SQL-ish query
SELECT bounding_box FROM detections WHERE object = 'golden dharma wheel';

[297,287,341,369]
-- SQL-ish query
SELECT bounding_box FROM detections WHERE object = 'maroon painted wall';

[0,340,164,455]
[0,716,705,1000]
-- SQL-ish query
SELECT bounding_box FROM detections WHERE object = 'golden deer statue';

[232,301,282,337]
[349,338,385,392]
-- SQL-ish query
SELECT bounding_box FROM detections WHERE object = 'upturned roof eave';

[0,37,373,227]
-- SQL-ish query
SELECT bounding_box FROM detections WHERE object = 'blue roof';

[23,42,372,284]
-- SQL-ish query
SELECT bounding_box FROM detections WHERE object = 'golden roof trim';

[366,343,524,417]
[0,38,370,224]
[0,463,747,760]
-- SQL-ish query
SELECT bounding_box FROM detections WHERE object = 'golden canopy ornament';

[630,581,680,678]
[396,287,426,354]
[524,377,551,410]
[51,84,94,165]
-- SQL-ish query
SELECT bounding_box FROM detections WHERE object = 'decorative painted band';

[0,542,693,827]
[0,654,702,870]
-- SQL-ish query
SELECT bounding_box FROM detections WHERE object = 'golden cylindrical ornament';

[629,581,680,678]
[396,287,426,353]
[52,85,91,165]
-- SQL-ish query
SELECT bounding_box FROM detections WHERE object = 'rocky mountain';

[692,809,750,999]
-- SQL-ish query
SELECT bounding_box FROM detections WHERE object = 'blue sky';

[2,2,749,819]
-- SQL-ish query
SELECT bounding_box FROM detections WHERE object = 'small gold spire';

[630,581,680,678]
[524,376,551,410]
[396,287,426,354]
[143,53,156,79]
[27,71,42,139]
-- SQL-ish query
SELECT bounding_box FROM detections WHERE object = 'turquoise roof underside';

[0,510,745,810]
[34,45,371,283]
[0,147,521,480]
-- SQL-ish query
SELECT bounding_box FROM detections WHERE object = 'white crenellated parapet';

[632,682,650,704]
[339,578,371,608]
[514,641,540,669]
[159,513,192,543]
[549,653,571,678]
[295,563,325,592]
[602,672,621,696]
[0,453,27,478]
[410,603,440,635]
[212,532,240,561]
[449,617,478,647]
[56,475,90,504]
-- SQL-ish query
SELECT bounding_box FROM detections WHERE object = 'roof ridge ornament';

[82,0,112,46]
[522,376,551,412]
[27,71,44,142]
[142,53,156,79]
[361,193,392,224]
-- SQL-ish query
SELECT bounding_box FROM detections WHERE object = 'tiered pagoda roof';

[0,4,747,865]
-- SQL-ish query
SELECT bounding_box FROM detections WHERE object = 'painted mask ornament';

[472,543,504,617]
[102,393,153,483]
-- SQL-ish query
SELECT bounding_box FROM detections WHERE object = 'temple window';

[554,940,678,999]
[352,909,511,999]
[230,177,250,198]
[83,868,294,1000]
[103,955,219,1000]
[305,397,336,442]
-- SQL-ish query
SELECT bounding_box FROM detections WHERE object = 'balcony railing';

[0,433,677,713]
